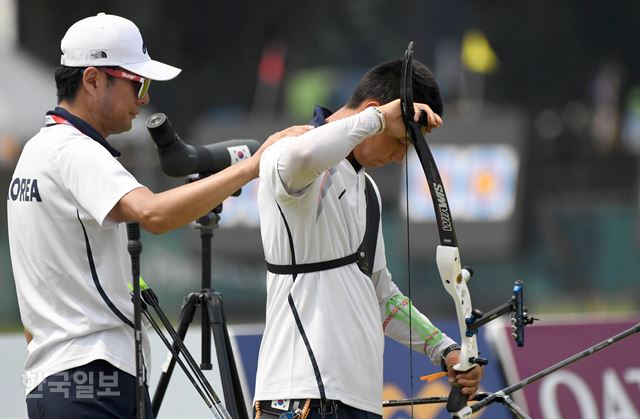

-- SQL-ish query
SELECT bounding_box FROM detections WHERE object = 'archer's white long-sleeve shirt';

[254,107,455,414]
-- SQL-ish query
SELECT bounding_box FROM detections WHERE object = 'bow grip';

[447,385,467,413]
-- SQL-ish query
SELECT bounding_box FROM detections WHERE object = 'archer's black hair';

[346,59,443,117]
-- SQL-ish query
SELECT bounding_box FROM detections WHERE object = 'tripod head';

[184,173,242,230]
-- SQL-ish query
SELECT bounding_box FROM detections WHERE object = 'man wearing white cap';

[7,13,309,418]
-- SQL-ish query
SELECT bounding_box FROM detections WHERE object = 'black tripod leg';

[205,292,249,419]
[152,296,198,416]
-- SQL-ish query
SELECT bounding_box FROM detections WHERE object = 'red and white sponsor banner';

[489,316,640,419]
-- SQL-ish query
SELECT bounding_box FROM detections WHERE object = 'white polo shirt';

[7,116,148,394]
[254,108,455,414]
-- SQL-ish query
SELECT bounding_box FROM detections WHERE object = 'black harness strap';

[266,252,360,275]
[266,175,380,277]
[356,175,380,277]
[266,175,380,401]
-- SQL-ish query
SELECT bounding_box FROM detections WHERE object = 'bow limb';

[401,42,480,415]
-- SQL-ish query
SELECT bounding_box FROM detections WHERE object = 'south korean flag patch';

[228,145,251,165]
[270,399,290,411]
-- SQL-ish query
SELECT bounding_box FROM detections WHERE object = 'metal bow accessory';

[400,41,487,415]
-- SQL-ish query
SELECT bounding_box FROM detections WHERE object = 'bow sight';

[465,279,537,347]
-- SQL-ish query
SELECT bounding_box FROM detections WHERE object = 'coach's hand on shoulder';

[250,124,314,174]
[261,124,314,153]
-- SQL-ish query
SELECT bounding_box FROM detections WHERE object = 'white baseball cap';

[60,12,181,81]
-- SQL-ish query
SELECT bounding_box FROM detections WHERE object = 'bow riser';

[436,245,478,372]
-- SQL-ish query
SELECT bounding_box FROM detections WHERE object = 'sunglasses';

[99,67,151,99]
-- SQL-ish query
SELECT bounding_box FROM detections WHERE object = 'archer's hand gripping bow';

[400,42,488,414]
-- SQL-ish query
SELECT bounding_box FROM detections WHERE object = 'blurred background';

[2,0,638,326]
[1,0,639,417]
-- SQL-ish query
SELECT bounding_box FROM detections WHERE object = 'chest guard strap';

[265,175,380,277]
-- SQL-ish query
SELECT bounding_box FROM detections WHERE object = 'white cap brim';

[120,59,182,81]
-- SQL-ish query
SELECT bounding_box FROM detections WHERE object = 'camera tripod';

[149,203,249,419]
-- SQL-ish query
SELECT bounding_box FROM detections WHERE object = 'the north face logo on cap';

[90,49,108,59]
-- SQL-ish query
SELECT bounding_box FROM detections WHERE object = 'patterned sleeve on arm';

[372,267,458,364]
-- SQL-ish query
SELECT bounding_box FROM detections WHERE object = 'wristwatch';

[440,343,461,372]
